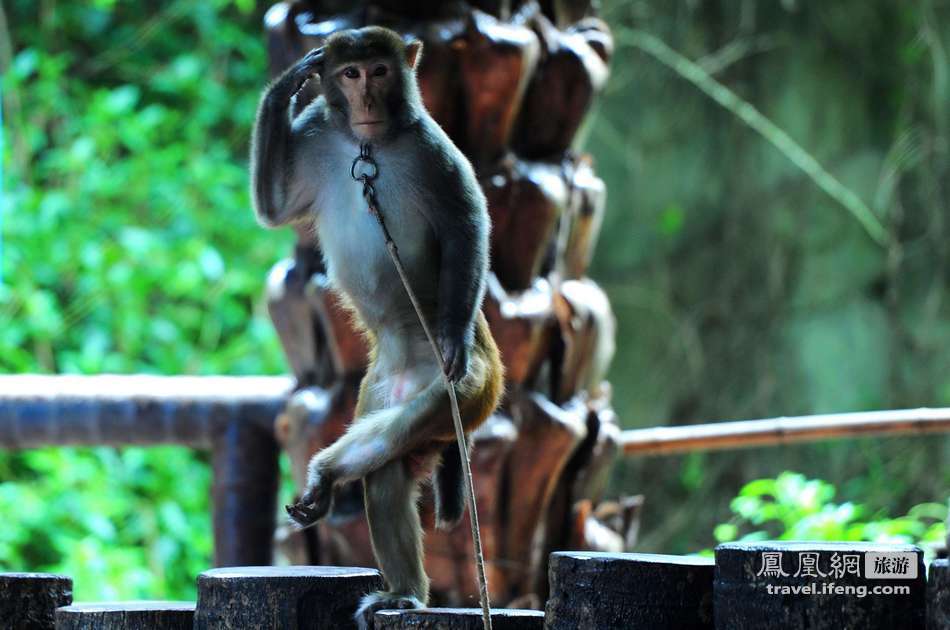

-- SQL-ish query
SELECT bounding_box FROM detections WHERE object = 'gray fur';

[251,27,496,614]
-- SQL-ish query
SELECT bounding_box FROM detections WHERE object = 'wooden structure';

[260,0,627,606]
[931,559,950,630]
[373,608,544,629]
[716,542,926,630]
[55,602,195,630]
[0,379,947,576]
[0,573,72,630]
[621,407,950,456]
[0,374,291,568]
[1,543,944,628]
[545,552,714,629]
[194,566,382,629]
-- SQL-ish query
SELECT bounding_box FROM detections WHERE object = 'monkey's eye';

[342,66,359,79]
[372,65,388,77]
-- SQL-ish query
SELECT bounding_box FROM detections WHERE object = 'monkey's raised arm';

[250,49,325,227]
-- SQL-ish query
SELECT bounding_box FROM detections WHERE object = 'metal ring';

[351,156,379,182]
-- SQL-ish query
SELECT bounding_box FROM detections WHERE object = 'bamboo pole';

[621,408,950,457]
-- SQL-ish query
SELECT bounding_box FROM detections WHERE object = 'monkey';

[250,26,505,626]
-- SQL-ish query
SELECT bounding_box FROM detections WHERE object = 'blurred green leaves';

[1,0,290,599]
[1,1,291,376]
[0,447,213,600]
[712,472,947,561]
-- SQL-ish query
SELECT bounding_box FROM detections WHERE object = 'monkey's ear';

[405,39,423,70]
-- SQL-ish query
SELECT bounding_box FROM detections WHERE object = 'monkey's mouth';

[354,120,385,126]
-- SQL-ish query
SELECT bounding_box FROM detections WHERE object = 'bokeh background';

[1,0,947,600]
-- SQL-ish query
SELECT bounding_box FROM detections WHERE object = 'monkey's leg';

[287,368,384,527]
[291,316,504,527]
[289,372,444,528]
[354,457,428,629]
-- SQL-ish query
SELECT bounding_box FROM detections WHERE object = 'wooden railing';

[0,374,293,567]
[2,375,948,567]
[621,407,950,456]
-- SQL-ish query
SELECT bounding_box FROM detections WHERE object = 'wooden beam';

[0,374,292,448]
[621,408,950,456]
[0,374,293,568]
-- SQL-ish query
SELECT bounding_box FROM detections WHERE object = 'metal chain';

[350,143,494,630]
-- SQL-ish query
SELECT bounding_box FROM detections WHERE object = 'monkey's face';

[332,58,396,141]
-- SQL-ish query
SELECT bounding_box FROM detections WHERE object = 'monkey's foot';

[354,591,423,630]
[285,474,333,529]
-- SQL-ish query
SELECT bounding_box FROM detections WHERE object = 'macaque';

[250,26,505,626]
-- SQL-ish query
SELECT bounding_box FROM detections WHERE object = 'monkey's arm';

[419,132,491,381]
[251,49,325,227]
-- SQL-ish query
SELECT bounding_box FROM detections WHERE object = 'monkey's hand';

[288,47,325,95]
[439,334,470,383]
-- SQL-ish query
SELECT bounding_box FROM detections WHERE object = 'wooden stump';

[930,559,950,630]
[544,552,714,630]
[374,608,544,629]
[715,541,926,630]
[55,602,194,630]
[194,566,383,630]
[0,573,72,630]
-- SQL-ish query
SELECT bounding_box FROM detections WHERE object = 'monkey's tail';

[433,441,467,530]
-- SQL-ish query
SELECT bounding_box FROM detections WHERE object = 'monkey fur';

[250,26,504,626]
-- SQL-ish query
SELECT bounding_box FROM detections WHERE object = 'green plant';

[0,0,291,599]
[711,472,947,562]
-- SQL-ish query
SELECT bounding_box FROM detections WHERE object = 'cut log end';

[373,607,544,629]
[715,541,927,630]
[545,552,714,630]
[54,601,195,630]
[0,572,73,630]
[930,559,950,630]
[194,565,383,630]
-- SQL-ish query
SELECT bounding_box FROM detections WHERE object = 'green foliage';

[1,0,948,602]
[0,447,212,600]
[0,1,290,600]
[710,472,947,561]
[600,0,950,556]
[1,0,290,376]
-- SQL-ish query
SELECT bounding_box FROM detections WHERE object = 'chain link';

[351,142,380,215]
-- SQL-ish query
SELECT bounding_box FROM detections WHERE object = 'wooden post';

[194,566,383,630]
[54,602,194,630]
[930,559,950,630]
[544,552,713,629]
[373,608,544,629]
[0,573,72,630]
[210,406,281,567]
[715,541,926,629]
